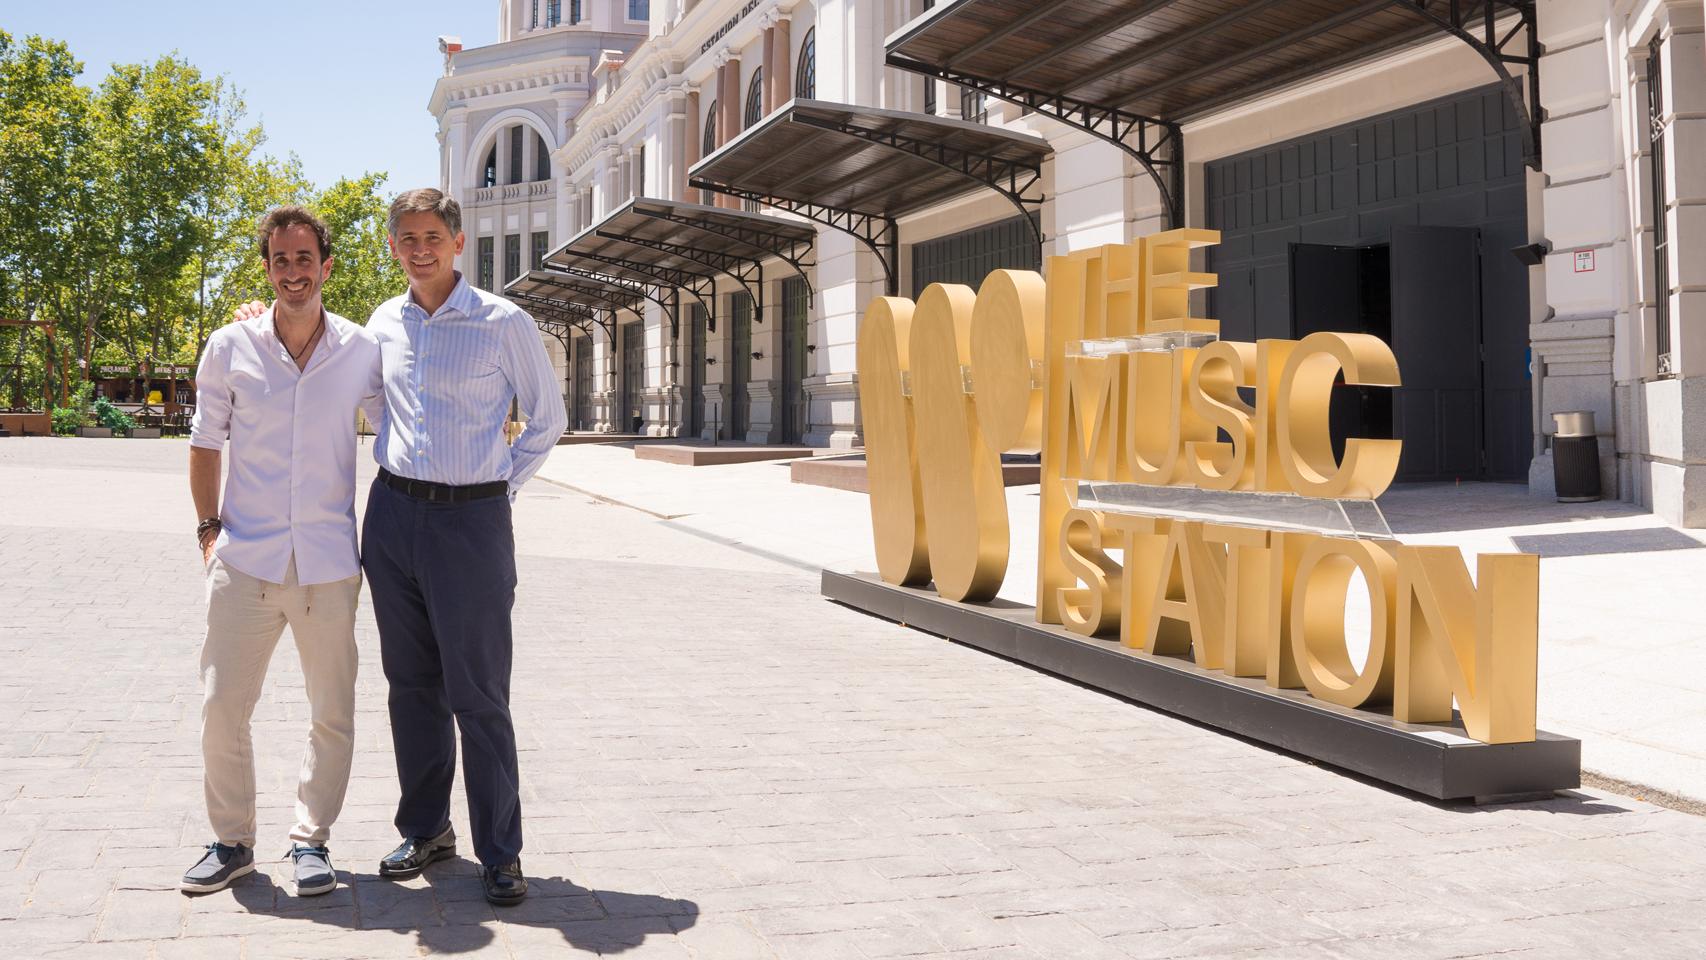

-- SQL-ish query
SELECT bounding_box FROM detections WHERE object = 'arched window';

[482,145,497,188]
[534,130,550,181]
[701,105,718,203]
[745,69,765,128]
[797,28,815,100]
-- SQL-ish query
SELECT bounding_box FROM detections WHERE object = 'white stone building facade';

[428,1,649,394]
[434,0,1706,527]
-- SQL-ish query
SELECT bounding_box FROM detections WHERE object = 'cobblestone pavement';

[4,437,1706,959]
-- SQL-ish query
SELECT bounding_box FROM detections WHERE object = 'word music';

[857,230,1540,745]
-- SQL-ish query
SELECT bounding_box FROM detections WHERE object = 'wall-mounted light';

[751,350,765,360]
[1511,240,1551,267]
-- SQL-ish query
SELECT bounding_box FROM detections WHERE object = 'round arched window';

[745,69,765,128]
[796,29,815,100]
[700,105,719,204]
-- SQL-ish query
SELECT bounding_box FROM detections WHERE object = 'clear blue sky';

[3,1,499,193]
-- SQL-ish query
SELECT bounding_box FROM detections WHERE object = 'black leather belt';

[378,467,507,503]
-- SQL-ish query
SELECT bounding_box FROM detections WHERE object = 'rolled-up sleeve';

[357,340,386,437]
[189,334,231,451]
[500,307,569,495]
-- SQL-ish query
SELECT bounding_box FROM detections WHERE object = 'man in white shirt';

[181,206,383,897]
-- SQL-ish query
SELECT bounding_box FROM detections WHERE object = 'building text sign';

[857,230,1539,745]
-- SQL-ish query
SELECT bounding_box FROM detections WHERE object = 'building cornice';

[428,29,646,117]
[555,0,802,175]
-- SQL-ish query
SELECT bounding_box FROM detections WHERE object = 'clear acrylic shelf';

[1075,482,1393,540]
[1069,332,1218,356]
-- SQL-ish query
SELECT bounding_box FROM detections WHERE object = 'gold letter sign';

[857,231,1540,745]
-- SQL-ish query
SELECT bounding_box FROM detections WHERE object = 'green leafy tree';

[92,55,226,382]
[188,82,308,361]
[0,30,94,406]
[312,172,407,325]
[1,32,409,408]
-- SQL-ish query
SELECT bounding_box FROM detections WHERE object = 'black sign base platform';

[823,570,1581,803]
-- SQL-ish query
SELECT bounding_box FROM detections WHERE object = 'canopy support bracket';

[689,180,901,297]
[1385,0,1542,169]
[886,54,1179,229]
[789,109,1046,247]
[631,204,817,306]
[601,232,765,326]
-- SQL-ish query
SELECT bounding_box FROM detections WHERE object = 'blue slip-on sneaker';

[180,842,255,894]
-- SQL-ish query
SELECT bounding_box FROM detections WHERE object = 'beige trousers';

[200,555,361,848]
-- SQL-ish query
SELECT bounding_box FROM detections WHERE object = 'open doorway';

[1289,225,1487,482]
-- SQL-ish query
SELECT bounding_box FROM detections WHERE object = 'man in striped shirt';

[357,188,567,905]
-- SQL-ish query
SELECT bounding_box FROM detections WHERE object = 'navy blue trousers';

[362,478,522,867]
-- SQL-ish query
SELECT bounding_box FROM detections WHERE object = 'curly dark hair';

[257,205,332,262]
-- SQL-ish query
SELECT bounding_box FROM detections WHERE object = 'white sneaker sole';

[291,875,336,897]
[179,860,256,893]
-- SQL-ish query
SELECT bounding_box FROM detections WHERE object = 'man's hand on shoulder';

[230,300,269,324]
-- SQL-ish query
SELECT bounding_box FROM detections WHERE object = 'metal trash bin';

[1552,411,1601,503]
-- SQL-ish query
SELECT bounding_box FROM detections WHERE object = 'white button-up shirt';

[366,274,567,497]
[190,310,384,586]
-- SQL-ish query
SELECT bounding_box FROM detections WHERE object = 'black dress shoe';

[482,860,528,905]
[378,826,456,879]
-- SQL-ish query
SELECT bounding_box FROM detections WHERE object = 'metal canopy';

[689,98,1050,295]
[886,0,1543,229]
[509,270,641,317]
[622,197,818,308]
[506,270,647,346]
[545,216,708,338]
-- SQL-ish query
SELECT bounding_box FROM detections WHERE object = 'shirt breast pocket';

[456,326,504,385]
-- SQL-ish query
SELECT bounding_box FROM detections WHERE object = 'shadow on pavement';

[218,861,699,954]
[1379,482,1649,534]
[1510,526,1706,557]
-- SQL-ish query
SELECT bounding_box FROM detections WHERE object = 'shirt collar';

[251,307,343,354]
[406,272,479,320]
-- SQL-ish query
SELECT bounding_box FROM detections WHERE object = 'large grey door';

[688,304,706,437]
[781,277,808,443]
[621,323,644,433]
[1207,84,1531,482]
[1391,226,1482,482]
[1291,243,1380,461]
[573,335,592,431]
[729,293,751,440]
[910,214,1041,296]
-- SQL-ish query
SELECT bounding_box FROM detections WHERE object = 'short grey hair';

[387,188,463,236]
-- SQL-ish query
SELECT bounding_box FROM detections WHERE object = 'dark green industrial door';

[687,304,706,437]
[572,335,592,431]
[1208,84,1530,481]
[729,293,751,440]
[1391,226,1484,481]
[621,323,644,434]
[910,214,1041,297]
[781,277,809,443]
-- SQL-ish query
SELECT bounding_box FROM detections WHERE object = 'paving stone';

[7,439,1706,959]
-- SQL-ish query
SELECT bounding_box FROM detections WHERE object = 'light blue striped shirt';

[367,274,567,497]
